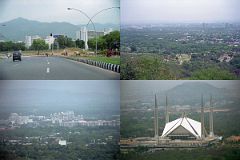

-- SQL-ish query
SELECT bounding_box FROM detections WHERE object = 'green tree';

[55,36,75,49]
[0,41,25,51]
[88,36,107,51]
[230,55,240,69]
[87,31,120,51]
[75,39,85,48]
[130,46,137,52]
[104,31,120,50]
[30,39,48,54]
[190,67,237,80]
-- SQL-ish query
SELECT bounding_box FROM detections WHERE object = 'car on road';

[13,51,22,61]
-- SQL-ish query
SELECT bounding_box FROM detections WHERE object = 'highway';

[0,56,119,80]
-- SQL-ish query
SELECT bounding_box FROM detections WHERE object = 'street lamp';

[67,7,120,54]
[86,7,120,27]
[85,7,120,54]
[67,8,98,54]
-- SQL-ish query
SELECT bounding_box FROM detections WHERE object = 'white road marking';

[47,62,50,65]
[46,67,50,73]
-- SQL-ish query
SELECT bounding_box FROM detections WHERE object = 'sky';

[121,0,240,24]
[0,80,120,113]
[0,0,120,25]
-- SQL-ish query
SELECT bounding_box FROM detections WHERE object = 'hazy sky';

[121,0,240,24]
[0,80,119,112]
[121,80,240,93]
[0,0,120,24]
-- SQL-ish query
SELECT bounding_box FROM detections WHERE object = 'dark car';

[13,51,22,61]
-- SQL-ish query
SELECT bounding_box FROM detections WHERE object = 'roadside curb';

[65,57,120,73]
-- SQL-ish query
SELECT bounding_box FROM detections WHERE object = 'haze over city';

[121,0,240,24]
[0,0,120,25]
[0,80,120,112]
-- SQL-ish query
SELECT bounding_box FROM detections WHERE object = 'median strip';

[64,57,120,73]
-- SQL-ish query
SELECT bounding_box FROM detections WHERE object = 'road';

[0,56,119,80]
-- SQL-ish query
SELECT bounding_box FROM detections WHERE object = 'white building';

[59,140,67,146]
[9,113,33,125]
[24,35,41,49]
[104,28,113,35]
[80,26,88,50]
[88,30,105,40]
[76,27,114,50]
[44,36,55,50]
[161,116,202,140]
[31,35,41,42]
[25,36,32,49]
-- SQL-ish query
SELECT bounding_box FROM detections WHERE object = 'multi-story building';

[80,26,88,50]
[25,35,55,50]
[76,27,114,50]
[25,36,32,49]
[24,35,41,49]
[44,36,55,50]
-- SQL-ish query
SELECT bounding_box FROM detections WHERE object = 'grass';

[69,55,120,65]
[120,145,240,160]
[87,56,120,65]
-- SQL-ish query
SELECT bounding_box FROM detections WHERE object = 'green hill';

[0,17,119,41]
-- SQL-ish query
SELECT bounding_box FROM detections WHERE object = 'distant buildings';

[58,140,67,146]
[24,35,41,49]
[44,36,55,49]
[176,54,191,65]
[218,54,233,62]
[7,111,119,128]
[76,27,113,50]
[9,113,33,125]
[25,35,55,49]
[24,36,32,48]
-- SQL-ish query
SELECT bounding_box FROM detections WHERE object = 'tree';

[104,31,120,50]
[55,36,75,49]
[230,55,240,69]
[88,37,107,51]
[190,67,237,80]
[87,38,96,50]
[0,41,25,51]
[130,46,137,52]
[97,37,107,50]
[30,39,48,54]
[75,39,85,48]
[87,31,120,52]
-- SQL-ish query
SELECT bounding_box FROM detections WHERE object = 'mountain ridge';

[0,17,120,41]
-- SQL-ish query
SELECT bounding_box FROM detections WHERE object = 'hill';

[0,17,119,41]
[163,82,230,107]
[121,81,236,108]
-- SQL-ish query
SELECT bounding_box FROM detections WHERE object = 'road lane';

[0,56,119,80]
